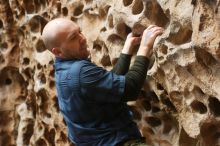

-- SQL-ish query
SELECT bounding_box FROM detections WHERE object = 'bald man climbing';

[42,18,163,146]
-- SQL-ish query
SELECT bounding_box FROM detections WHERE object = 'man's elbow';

[122,89,140,102]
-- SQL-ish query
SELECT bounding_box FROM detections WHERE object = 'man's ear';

[51,48,62,57]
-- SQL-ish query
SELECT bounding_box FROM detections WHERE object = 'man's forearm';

[123,56,149,101]
[111,53,132,75]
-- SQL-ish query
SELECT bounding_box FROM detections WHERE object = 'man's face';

[59,22,90,59]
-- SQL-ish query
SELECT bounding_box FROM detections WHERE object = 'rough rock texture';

[0,0,220,146]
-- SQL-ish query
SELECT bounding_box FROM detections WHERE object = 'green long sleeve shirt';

[112,54,150,101]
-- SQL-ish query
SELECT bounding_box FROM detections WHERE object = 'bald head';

[41,18,89,59]
[41,18,77,51]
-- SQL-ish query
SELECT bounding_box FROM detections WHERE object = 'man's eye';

[70,36,76,40]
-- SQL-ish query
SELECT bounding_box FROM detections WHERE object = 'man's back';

[54,58,141,146]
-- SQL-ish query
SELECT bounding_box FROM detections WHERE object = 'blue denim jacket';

[54,58,141,146]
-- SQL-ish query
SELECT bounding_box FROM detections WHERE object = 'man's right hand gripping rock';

[137,25,164,58]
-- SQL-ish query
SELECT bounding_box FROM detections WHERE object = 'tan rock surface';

[0,0,220,145]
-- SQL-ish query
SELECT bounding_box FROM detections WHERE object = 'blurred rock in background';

[0,0,220,145]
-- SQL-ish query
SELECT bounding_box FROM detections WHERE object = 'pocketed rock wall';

[0,0,220,146]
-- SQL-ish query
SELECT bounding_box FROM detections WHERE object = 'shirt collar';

[55,57,91,63]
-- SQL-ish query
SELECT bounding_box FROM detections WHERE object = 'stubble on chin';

[84,49,90,59]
